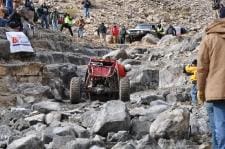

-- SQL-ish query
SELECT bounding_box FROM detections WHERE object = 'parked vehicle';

[127,23,157,43]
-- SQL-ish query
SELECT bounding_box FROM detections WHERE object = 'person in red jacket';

[111,23,119,44]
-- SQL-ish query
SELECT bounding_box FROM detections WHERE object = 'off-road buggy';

[70,58,130,103]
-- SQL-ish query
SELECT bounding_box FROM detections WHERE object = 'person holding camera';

[184,59,197,105]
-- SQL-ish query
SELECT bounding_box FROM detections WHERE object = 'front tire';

[70,77,81,104]
[119,77,130,101]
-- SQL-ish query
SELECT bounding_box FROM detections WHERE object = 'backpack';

[212,0,220,10]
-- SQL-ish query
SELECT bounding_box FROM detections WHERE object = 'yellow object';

[197,91,205,105]
[185,64,197,81]
[64,16,73,26]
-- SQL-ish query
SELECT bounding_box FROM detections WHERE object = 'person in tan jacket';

[197,8,225,149]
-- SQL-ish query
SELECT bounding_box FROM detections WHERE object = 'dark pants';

[120,35,126,44]
[60,23,73,36]
[41,15,49,29]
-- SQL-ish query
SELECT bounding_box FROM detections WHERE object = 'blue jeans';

[84,7,90,18]
[191,84,197,105]
[0,18,8,27]
[206,103,218,149]
[78,27,84,38]
[41,15,49,29]
[5,0,13,16]
[52,19,58,31]
[213,100,225,149]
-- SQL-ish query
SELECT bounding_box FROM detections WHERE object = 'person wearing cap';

[197,5,225,149]
[184,59,197,105]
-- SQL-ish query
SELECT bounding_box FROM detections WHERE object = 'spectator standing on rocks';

[39,3,49,29]
[60,13,73,36]
[111,23,119,44]
[50,8,59,31]
[197,8,225,149]
[5,0,13,16]
[119,25,126,44]
[97,22,107,45]
[82,0,91,18]
[166,25,176,36]
[77,16,85,38]
[155,23,164,38]
[184,59,197,105]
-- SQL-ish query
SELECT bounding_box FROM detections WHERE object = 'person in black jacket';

[8,9,23,31]
[166,25,176,36]
[39,3,49,28]
[82,0,91,18]
[97,23,107,44]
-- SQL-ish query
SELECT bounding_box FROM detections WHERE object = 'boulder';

[32,101,61,114]
[157,35,182,47]
[149,107,190,139]
[136,135,160,149]
[130,118,151,139]
[159,65,186,89]
[81,110,99,128]
[0,125,13,142]
[45,112,62,124]
[7,134,44,149]
[92,100,131,136]
[103,49,128,60]
[127,66,159,92]
[0,39,10,59]
[142,34,159,44]
[107,131,131,142]
[63,138,104,149]
[122,59,141,65]
[17,83,52,98]
[24,114,45,125]
[52,126,77,137]
[111,141,136,149]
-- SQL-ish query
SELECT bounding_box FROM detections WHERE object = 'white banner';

[6,32,34,53]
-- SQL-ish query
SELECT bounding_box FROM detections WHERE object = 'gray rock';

[128,66,159,92]
[62,138,104,149]
[52,126,77,137]
[45,112,62,124]
[24,114,45,125]
[150,107,190,139]
[136,135,160,149]
[32,101,61,114]
[0,125,13,142]
[111,141,136,149]
[92,100,131,136]
[159,66,186,89]
[81,110,99,128]
[90,145,106,149]
[42,63,78,99]
[158,35,182,47]
[12,118,30,131]
[0,39,10,59]
[107,131,131,142]
[122,59,141,65]
[51,135,75,149]
[7,134,44,149]
[142,34,159,44]
[103,49,128,60]
[17,83,52,98]
[92,100,130,136]
[166,92,187,104]
[130,118,151,139]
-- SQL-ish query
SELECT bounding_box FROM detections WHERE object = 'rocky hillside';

[0,0,217,149]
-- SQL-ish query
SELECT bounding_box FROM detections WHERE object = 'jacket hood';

[206,19,225,37]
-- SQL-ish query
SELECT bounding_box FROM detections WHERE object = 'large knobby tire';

[70,77,81,104]
[119,77,130,101]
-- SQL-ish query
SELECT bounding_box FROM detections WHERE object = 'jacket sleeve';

[197,36,210,92]
[185,65,195,74]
